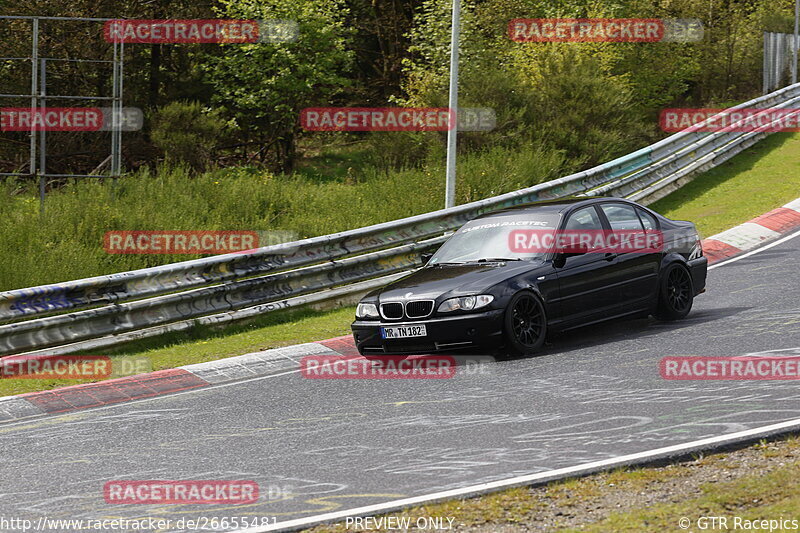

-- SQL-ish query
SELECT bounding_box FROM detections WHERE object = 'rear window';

[636,208,659,230]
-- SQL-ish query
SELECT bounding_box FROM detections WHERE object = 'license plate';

[381,325,427,339]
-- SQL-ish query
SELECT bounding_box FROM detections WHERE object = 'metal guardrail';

[3,82,800,356]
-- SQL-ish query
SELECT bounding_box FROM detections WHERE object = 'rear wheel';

[503,291,547,356]
[655,263,694,320]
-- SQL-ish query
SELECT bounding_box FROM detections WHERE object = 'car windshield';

[429,212,561,264]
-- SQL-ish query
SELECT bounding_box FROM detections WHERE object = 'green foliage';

[402,0,796,156]
[0,0,792,176]
[402,0,657,167]
[150,102,232,171]
[513,46,652,167]
[203,0,355,172]
[365,131,437,170]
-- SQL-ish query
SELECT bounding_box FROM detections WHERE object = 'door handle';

[604,253,617,261]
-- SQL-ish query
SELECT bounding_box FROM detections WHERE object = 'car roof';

[475,196,631,219]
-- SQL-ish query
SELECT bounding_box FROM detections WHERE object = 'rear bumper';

[688,256,708,295]
[351,309,505,355]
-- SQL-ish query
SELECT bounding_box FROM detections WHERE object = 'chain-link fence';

[0,16,126,213]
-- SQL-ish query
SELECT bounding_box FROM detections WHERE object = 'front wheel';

[655,263,694,320]
[503,291,547,357]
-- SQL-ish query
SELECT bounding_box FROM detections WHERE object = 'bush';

[510,46,653,168]
[150,101,231,172]
[364,131,436,170]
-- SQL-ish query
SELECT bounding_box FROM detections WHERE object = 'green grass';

[650,132,800,238]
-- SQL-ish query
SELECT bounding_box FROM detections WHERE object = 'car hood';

[375,260,543,301]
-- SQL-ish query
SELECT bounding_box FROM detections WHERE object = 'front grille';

[361,346,386,353]
[380,302,404,319]
[405,300,434,318]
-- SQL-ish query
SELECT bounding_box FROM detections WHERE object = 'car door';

[597,202,661,309]
[552,205,623,328]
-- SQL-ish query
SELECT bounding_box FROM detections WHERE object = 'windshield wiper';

[433,258,522,265]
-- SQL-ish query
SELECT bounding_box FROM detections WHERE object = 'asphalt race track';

[1,231,799,532]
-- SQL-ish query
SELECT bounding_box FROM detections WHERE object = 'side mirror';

[553,242,588,267]
[420,251,434,264]
[564,241,590,256]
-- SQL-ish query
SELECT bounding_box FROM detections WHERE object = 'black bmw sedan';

[351,197,707,356]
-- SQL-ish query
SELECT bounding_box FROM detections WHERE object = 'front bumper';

[351,308,505,355]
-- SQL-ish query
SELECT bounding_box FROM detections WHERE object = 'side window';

[636,208,658,231]
[564,206,603,230]
[600,203,644,231]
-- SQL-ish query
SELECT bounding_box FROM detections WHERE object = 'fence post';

[38,58,46,215]
[30,18,42,213]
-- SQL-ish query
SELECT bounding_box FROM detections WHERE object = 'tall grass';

[0,143,567,291]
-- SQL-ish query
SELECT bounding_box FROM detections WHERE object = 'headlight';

[437,294,494,313]
[356,302,380,319]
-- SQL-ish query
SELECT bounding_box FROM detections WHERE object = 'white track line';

[708,227,800,270]
[236,418,800,532]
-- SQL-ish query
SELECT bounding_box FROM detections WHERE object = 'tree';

[204,0,354,173]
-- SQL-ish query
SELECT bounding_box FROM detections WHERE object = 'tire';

[503,291,547,357]
[655,262,694,320]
